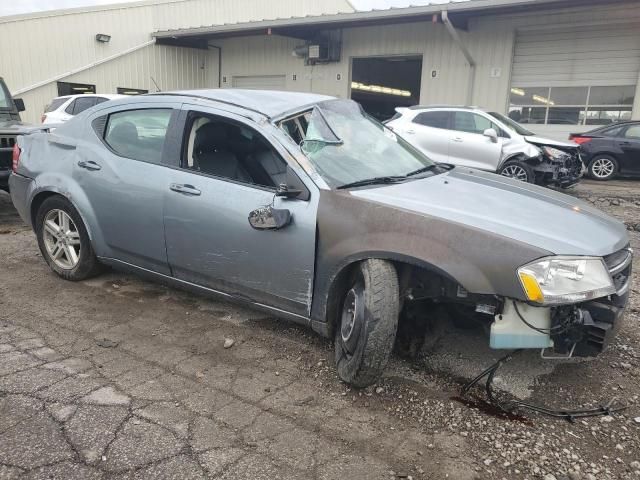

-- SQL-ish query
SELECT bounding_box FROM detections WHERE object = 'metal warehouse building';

[2,0,639,140]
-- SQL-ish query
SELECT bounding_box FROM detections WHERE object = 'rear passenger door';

[399,111,451,163]
[79,103,179,274]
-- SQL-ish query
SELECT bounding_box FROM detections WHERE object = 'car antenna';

[150,76,161,92]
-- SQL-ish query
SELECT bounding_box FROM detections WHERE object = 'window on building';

[57,81,96,96]
[104,109,172,164]
[413,111,450,129]
[117,87,149,96]
[508,86,635,126]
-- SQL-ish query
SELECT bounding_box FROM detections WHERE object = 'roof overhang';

[153,0,611,47]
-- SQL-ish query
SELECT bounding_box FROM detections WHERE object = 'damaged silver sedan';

[9,90,632,387]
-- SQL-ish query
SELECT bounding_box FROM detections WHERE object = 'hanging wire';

[461,350,628,422]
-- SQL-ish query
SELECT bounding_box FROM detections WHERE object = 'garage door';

[511,24,640,86]
[509,24,639,129]
[232,75,286,90]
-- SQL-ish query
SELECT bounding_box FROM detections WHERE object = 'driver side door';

[163,105,318,316]
[447,111,503,171]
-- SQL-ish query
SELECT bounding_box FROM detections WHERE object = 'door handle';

[405,129,416,134]
[77,160,101,171]
[453,137,464,142]
[170,183,201,196]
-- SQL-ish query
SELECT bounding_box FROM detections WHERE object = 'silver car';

[9,90,632,387]
[385,105,584,188]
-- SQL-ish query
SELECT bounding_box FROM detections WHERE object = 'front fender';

[310,189,550,326]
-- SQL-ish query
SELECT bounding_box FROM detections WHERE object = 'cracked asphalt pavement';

[1,180,639,480]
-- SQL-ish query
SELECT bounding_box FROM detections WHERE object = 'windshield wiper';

[404,164,439,177]
[337,176,406,190]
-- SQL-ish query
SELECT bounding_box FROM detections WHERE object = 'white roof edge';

[0,0,187,24]
[153,0,574,38]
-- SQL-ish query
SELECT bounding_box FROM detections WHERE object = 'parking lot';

[0,179,639,480]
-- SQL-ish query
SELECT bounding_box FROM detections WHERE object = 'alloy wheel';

[42,209,81,270]
[500,165,529,182]
[591,158,615,179]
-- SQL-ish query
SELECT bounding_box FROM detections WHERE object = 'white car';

[42,94,124,124]
[385,105,583,188]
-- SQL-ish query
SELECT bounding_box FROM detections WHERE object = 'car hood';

[524,135,577,150]
[351,168,628,257]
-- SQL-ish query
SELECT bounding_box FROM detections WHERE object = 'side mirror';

[14,98,25,112]
[483,128,498,143]
[248,206,291,230]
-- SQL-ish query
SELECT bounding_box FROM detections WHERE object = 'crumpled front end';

[490,247,632,358]
[533,146,584,189]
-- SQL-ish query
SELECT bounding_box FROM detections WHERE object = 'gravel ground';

[0,178,639,480]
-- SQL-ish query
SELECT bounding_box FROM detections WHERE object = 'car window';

[600,125,624,137]
[183,113,288,189]
[104,109,172,164]
[413,111,450,129]
[452,112,499,135]
[45,98,68,113]
[65,100,76,115]
[623,125,640,139]
[94,97,110,105]
[72,97,97,115]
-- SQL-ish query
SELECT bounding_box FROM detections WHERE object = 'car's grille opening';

[0,136,16,149]
[604,247,633,296]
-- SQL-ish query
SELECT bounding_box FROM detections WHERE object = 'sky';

[0,0,433,17]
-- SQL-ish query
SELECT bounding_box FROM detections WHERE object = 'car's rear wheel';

[498,161,535,183]
[334,259,399,388]
[588,155,618,181]
[35,196,101,281]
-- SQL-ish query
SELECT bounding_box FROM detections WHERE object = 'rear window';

[45,98,68,113]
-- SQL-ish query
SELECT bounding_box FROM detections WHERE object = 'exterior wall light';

[95,34,111,43]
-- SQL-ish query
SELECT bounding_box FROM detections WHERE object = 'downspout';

[12,39,157,96]
[207,43,222,88]
[441,10,476,105]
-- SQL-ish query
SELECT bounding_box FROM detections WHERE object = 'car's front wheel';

[35,195,102,281]
[498,160,535,183]
[334,259,399,388]
[588,155,618,181]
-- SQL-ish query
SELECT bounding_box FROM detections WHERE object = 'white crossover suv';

[385,106,583,188]
[42,94,124,125]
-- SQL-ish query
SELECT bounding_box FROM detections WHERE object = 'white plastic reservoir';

[490,301,554,349]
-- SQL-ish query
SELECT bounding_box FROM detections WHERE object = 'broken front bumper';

[558,247,633,357]
[491,247,632,357]
[534,151,583,188]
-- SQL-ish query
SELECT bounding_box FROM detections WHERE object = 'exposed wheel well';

[325,259,457,337]
[30,192,61,228]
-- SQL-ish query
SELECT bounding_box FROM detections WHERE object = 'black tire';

[35,195,102,281]
[498,160,535,184]
[588,155,618,181]
[334,259,399,388]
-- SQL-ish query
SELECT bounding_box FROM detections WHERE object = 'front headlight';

[518,256,615,305]
[541,146,567,161]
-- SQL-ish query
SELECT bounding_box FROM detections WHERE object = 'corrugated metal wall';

[218,0,639,140]
[2,0,639,134]
[0,0,352,123]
